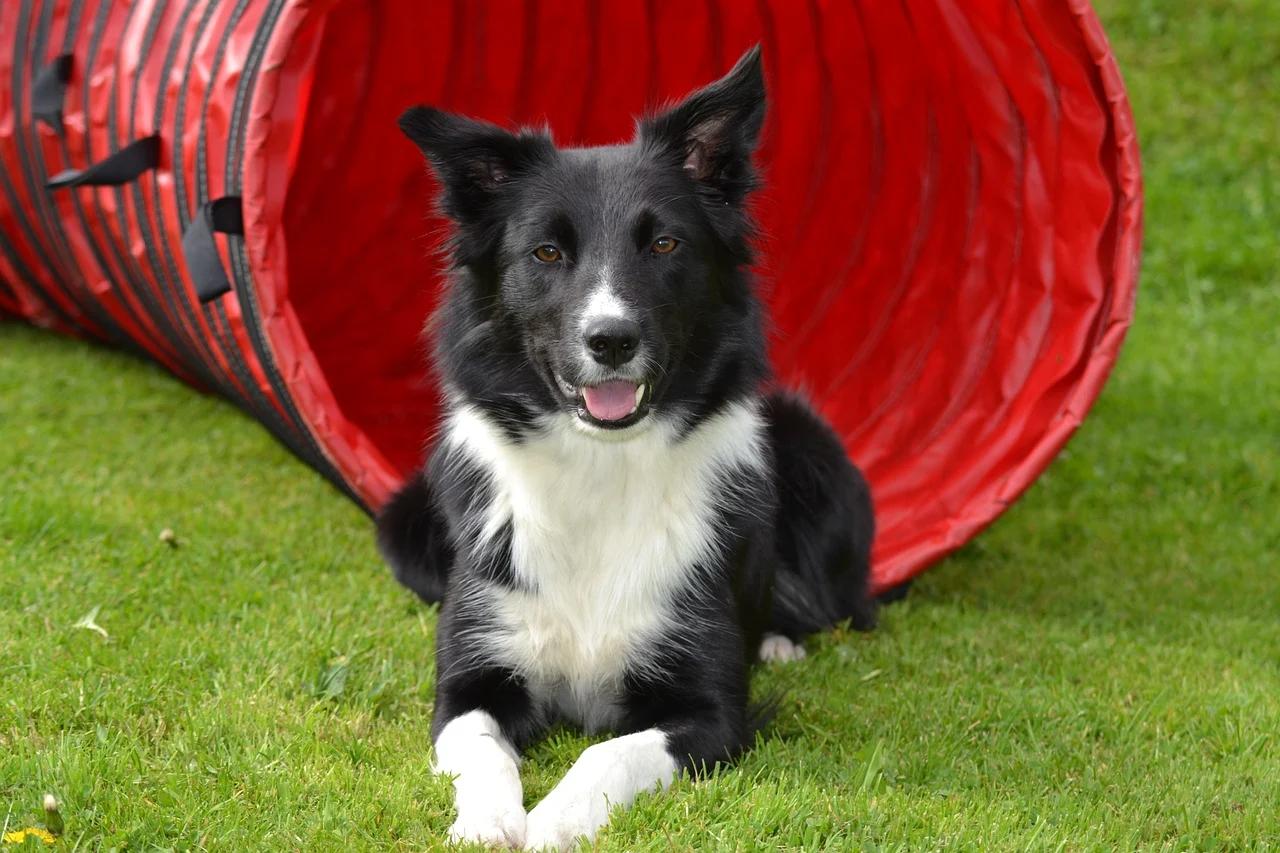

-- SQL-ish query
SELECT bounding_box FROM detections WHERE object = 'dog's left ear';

[398,106,550,225]
[640,45,766,206]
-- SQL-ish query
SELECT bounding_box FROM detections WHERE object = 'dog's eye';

[533,244,562,263]
[651,236,678,255]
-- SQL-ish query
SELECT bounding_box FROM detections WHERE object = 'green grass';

[3,1,1279,849]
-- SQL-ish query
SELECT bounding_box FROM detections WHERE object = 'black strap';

[32,54,73,133]
[46,134,160,189]
[182,197,243,301]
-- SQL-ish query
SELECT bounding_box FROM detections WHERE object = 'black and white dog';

[377,47,875,850]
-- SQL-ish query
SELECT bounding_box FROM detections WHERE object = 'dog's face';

[401,47,767,435]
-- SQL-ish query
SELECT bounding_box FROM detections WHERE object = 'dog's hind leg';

[375,472,453,605]
[764,391,877,638]
[758,632,807,663]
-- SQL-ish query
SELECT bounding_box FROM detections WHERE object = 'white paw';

[523,800,597,851]
[449,805,526,848]
[759,633,806,663]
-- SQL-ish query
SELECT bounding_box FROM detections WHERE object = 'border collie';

[377,46,875,850]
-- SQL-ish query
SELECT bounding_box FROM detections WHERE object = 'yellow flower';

[2,827,56,844]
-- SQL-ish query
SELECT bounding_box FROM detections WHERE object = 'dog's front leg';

[434,709,527,847]
[523,727,678,850]
[432,656,540,847]
[525,701,751,852]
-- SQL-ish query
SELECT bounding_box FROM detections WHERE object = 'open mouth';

[555,375,651,429]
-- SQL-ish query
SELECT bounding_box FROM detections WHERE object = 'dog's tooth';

[635,384,645,406]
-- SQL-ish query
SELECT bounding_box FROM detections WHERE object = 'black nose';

[584,317,641,368]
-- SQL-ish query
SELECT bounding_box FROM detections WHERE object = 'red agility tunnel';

[0,1,1140,594]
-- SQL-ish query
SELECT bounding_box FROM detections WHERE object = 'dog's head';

[401,47,768,436]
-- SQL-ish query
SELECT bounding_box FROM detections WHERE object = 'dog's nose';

[584,317,641,368]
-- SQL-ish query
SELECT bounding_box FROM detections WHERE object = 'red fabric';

[2,0,1141,594]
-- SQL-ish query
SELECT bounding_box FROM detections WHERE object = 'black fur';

[379,46,875,785]
[374,472,452,603]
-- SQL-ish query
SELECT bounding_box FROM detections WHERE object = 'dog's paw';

[449,805,526,848]
[523,800,597,851]
[759,633,806,663]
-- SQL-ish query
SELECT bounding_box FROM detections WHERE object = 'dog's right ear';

[398,106,550,224]
[639,45,766,209]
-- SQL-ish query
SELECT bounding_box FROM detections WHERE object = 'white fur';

[579,267,629,327]
[433,710,526,847]
[525,728,677,850]
[759,632,806,662]
[442,400,767,730]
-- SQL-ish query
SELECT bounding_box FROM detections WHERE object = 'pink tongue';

[582,380,640,422]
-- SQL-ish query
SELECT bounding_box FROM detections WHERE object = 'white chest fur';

[443,401,767,726]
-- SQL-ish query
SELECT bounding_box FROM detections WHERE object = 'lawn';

[2,0,1278,849]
